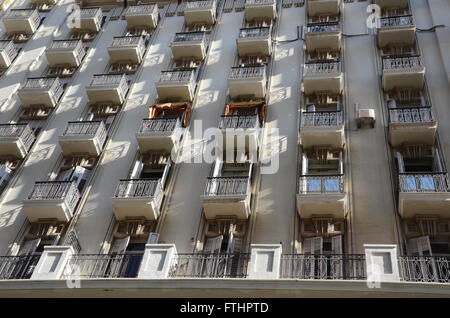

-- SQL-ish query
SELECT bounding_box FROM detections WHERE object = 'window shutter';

[396,152,405,173]
[129,158,143,179]
[409,236,432,256]
[70,166,90,192]
[332,235,343,254]
[18,238,41,255]
[303,237,323,254]
[212,158,223,177]
[146,232,160,244]
[301,152,308,175]
[0,165,12,189]
[110,236,130,255]
[160,158,171,189]
[57,167,74,181]
[313,237,323,254]
[226,232,234,254]
[307,104,316,112]
[331,235,343,278]
[51,234,61,246]
[204,235,223,254]
[338,151,343,175]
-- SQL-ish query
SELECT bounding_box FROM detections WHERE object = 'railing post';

[30,246,74,280]
[364,244,400,286]
[247,244,282,279]
[137,244,177,279]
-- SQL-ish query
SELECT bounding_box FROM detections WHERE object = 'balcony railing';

[113,178,163,200]
[80,7,102,18]
[280,254,367,280]
[229,66,266,79]
[62,252,144,279]
[4,9,40,27]
[204,176,250,196]
[169,253,250,278]
[0,123,35,151]
[185,0,215,9]
[110,36,144,47]
[304,61,341,74]
[398,173,450,193]
[382,55,422,70]
[218,114,260,129]
[159,69,195,82]
[389,107,435,124]
[62,120,107,145]
[22,77,62,90]
[125,4,156,15]
[299,175,344,194]
[49,39,84,60]
[399,256,450,283]
[0,254,41,280]
[245,0,275,5]
[239,27,271,38]
[0,40,17,63]
[301,111,343,127]
[173,31,205,42]
[89,74,128,95]
[306,22,341,33]
[27,181,81,212]
[139,118,181,133]
[380,15,414,28]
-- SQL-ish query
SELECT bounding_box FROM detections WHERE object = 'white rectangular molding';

[364,244,400,285]
[138,244,177,279]
[247,244,281,279]
[30,246,74,280]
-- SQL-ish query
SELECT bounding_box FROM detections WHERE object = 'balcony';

[107,36,146,65]
[124,4,158,31]
[18,77,64,108]
[389,107,437,147]
[111,179,164,221]
[0,124,35,159]
[218,115,261,155]
[170,32,207,61]
[378,15,415,49]
[183,0,216,27]
[2,9,40,40]
[169,253,250,278]
[0,254,41,280]
[23,181,81,222]
[228,66,267,100]
[58,121,107,157]
[296,175,346,219]
[307,0,341,17]
[155,69,196,102]
[45,39,85,68]
[236,27,272,57]
[244,0,277,22]
[303,61,343,95]
[280,254,366,280]
[136,118,183,154]
[85,74,129,105]
[201,177,251,220]
[0,40,18,69]
[80,0,118,8]
[382,56,425,91]
[72,8,102,33]
[399,256,450,283]
[305,22,342,53]
[398,173,450,218]
[300,111,344,149]
[373,0,409,10]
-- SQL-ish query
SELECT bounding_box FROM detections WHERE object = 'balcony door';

[406,236,438,282]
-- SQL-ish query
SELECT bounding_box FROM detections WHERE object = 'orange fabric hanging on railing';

[224,101,267,125]
[148,102,192,127]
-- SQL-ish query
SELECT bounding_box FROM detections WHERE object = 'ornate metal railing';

[398,173,450,193]
[139,118,181,133]
[280,254,367,280]
[62,120,107,147]
[169,253,250,278]
[204,177,250,196]
[49,39,84,61]
[301,111,343,127]
[80,7,102,19]
[0,40,17,63]
[185,0,215,9]
[380,15,414,28]
[382,55,422,70]
[399,256,450,283]
[389,106,435,123]
[218,114,260,129]
[304,61,341,74]
[62,252,144,279]
[0,254,41,280]
[21,77,63,104]
[229,65,266,79]
[125,4,157,16]
[306,22,341,33]
[245,0,275,5]
[110,35,144,47]
[88,74,128,96]
[239,27,271,38]
[27,181,81,213]
[113,178,163,203]
[0,123,35,151]
[173,31,205,42]
[4,9,39,26]
[159,69,195,82]
[298,175,344,194]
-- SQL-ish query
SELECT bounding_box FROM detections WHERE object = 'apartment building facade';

[0,0,448,297]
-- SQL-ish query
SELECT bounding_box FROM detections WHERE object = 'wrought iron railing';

[61,252,144,279]
[139,118,181,133]
[298,174,344,194]
[306,22,341,33]
[113,178,164,203]
[280,254,367,280]
[27,181,81,213]
[0,40,17,63]
[125,4,157,16]
[185,0,215,9]
[0,254,41,280]
[239,27,271,38]
[380,15,414,28]
[245,0,275,5]
[21,77,63,103]
[389,107,435,123]
[159,69,195,82]
[80,7,102,19]
[382,55,422,70]
[204,177,250,196]
[229,65,266,79]
[304,61,341,74]
[0,123,35,151]
[49,39,84,60]
[88,74,128,96]
[398,256,450,283]
[301,111,342,127]
[169,253,250,278]
[398,173,450,193]
[218,114,260,129]
[110,35,144,47]
[62,120,107,147]
[173,31,205,42]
